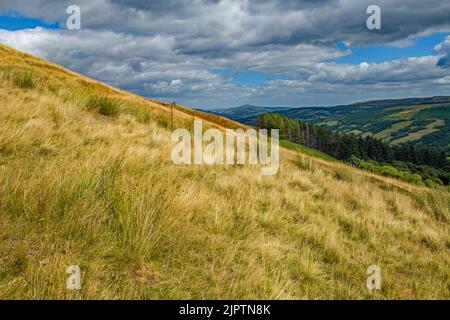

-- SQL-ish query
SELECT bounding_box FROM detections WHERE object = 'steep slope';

[0,44,449,299]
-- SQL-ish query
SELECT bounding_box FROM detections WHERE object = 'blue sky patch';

[213,69,282,86]
[0,13,59,30]
[337,33,449,64]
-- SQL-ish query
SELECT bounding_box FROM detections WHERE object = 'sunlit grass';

[0,43,449,299]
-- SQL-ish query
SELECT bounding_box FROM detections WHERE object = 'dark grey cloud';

[3,0,450,48]
[436,37,450,69]
[438,57,449,68]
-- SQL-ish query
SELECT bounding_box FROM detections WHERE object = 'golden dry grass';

[0,44,449,299]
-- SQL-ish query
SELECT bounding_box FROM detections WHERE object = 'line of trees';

[256,113,449,185]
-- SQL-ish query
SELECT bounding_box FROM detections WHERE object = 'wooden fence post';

[170,101,175,128]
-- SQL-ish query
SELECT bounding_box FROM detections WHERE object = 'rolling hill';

[211,99,450,150]
[0,44,449,299]
[205,104,293,125]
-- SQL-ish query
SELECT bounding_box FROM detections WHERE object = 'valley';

[208,98,450,150]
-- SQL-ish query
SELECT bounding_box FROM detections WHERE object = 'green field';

[322,104,450,149]
[373,121,413,140]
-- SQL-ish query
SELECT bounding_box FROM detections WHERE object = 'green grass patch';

[85,96,122,117]
[280,140,336,161]
[373,120,413,140]
[13,71,35,89]
[391,119,445,144]
[136,108,151,124]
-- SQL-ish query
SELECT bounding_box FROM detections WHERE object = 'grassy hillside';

[323,104,450,149]
[0,44,449,299]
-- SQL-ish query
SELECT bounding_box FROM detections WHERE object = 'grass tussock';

[295,155,314,172]
[85,96,122,117]
[0,43,449,299]
[334,167,356,182]
[13,71,35,89]
[136,108,151,124]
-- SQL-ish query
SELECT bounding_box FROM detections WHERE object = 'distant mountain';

[204,97,450,150]
[202,104,293,125]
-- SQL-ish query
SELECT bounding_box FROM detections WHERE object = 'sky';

[0,1,450,109]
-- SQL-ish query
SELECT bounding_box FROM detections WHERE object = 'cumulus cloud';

[1,0,450,107]
[0,27,346,103]
[308,57,445,85]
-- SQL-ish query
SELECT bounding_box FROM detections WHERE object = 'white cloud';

[1,0,450,107]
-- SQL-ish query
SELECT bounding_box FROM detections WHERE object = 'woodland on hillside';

[257,113,450,186]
